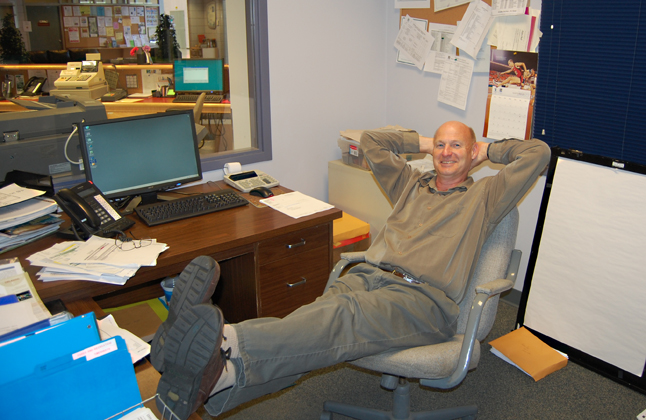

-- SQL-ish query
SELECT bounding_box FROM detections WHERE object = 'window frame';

[199,0,272,173]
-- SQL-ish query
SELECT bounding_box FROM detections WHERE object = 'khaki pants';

[205,263,459,416]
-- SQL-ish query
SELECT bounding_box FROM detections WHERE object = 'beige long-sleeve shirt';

[361,129,550,304]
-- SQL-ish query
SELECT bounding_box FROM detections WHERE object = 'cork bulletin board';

[61,4,160,49]
[399,0,493,25]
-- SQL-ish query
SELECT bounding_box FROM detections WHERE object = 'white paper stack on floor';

[0,184,62,254]
[28,236,169,285]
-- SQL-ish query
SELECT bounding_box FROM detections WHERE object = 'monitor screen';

[79,111,202,201]
[173,59,224,93]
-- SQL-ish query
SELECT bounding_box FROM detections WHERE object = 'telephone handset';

[21,76,46,96]
[54,181,134,240]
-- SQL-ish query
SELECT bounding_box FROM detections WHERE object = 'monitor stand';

[139,192,159,205]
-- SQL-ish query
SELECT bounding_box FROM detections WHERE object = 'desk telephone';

[53,181,134,240]
[20,76,46,96]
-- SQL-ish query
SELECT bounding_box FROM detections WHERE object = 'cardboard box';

[333,212,371,265]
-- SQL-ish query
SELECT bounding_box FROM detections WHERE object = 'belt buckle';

[392,269,421,284]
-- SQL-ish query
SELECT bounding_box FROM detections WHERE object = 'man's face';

[432,123,476,185]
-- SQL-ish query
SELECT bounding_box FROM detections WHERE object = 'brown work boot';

[150,256,220,372]
[156,303,226,420]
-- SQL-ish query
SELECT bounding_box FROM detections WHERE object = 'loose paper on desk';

[489,326,568,381]
[0,197,58,230]
[0,184,45,208]
[0,258,50,334]
[260,191,334,219]
[451,1,493,59]
[98,314,150,364]
[28,236,168,285]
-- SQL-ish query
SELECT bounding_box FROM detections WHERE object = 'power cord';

[64,121,85,165]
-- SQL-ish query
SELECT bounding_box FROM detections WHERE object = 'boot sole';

[151,256,221,372]
[156,304,225,420]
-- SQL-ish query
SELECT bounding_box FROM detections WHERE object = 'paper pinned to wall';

[450,0,493,58]
[437,54,474,110]
[394,15,435,70]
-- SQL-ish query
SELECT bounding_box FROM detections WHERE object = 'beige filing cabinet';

[328,159,393,239]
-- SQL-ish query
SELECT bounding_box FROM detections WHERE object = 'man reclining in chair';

[152,121,550,419]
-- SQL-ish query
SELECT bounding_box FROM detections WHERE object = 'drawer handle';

[286,239,306,249]
[287,277,307,287]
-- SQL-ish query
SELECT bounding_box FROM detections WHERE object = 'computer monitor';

[78,111,202,202]
[173,58,224,94]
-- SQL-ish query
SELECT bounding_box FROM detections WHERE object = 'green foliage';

[154,14,181,61]
[0,14,29,63]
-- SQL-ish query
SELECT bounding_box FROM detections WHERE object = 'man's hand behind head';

[469,141,490,171]
[419,135,434,154]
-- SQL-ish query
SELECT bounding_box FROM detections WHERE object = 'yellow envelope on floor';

[489,326,568,381]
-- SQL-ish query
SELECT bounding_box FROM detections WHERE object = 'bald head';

[433,121,476,149]
[431,121,478,191]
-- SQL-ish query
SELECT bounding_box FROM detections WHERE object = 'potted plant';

[0,14,29,63]
[154,14,181,62]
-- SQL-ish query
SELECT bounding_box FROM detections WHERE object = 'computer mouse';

[250,186,274,198]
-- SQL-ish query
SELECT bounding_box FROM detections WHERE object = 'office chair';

[320,207,520,420]
[166,92,208,146]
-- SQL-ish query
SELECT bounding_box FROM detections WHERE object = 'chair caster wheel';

[320,411,332,420]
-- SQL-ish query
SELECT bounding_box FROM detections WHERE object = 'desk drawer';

[258,224,329,263]
[258,246,329,318]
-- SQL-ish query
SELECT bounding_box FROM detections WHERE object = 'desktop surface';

[5,182,342,322]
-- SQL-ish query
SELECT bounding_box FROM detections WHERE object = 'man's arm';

[484,138,551,226]
[361,129,421,203]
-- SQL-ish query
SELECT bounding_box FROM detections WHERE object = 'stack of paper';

[489,326,568,381]
[0,184,62,254]
[0,258,51,335]
[28,235,169,285]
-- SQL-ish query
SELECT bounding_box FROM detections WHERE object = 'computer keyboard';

[135,190,249,226]
[172,94,224,103]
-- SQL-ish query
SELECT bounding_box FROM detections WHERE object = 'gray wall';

[202,0,544,292]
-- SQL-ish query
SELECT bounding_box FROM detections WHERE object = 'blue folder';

[0,335,142,420]
[0,312,100,385]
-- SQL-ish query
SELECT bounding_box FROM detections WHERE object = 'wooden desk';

[4,182,342,322]
[0,97,231,119]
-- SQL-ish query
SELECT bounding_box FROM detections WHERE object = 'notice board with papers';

[517,147,646,394]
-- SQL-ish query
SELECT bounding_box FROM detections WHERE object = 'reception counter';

[0,96,231,119]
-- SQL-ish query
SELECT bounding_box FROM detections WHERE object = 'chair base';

[321,379,477,420]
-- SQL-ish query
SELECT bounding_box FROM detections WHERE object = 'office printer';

[51,53,109,100]
[0,94,107,192]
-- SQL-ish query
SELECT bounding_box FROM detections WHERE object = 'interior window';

[190,0,271,172]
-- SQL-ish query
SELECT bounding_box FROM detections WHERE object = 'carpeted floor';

[199,301,646,419]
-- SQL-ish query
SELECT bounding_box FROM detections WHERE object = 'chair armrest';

[340,252,368,263]
[475,278,514,296]
[421,249,521,389]
[323,252,367,293]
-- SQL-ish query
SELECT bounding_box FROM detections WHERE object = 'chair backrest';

[194,92,207,121]
[456,207,519,340]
